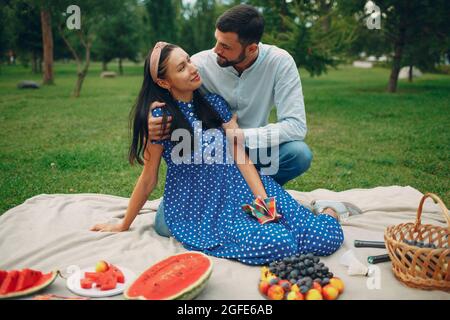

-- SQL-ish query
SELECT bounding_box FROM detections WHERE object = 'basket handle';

[414,193,450,232]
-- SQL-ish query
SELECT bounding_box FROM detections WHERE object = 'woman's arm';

[90,142,164,232]
[223,115,268,199]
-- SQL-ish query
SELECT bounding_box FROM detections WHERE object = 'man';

[149,4,313,237]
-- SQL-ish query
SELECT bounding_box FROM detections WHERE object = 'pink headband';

[150,41,168,82]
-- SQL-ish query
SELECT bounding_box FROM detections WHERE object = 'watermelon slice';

[80,278,94,289]
[0,271,20,295]
[110,265,125,283]
[0,271,8,287]
[124,252,213,300]
[84,272,100,282]
[0,269,58,299]
[82,264,124,290]
[99,272,117,291]
[15,269,40,292]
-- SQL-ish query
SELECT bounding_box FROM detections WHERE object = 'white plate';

[66,266,136,298]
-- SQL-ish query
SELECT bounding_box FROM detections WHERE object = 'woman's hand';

[90,223,127,233]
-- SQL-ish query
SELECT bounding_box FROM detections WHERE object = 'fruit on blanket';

[260,266,271,281]
[98,269,117,291]
[0,270,20,295]
[329,277,345,294]
[110,265,125,283]
[84,272,100,281]
[95,260,110,273]
[80,263,124,291]
[124,252,213,300]
[0,271,8,285]
[312,281,322,291]
[305,288,323,300]
[290,284,300,293]
[322,284,339,300]
[80,278,93,289]
[262,254,343,300]
[268,254,334,289]
[286,290,304,300]
[0,269,58,299]
[259,280,270,296]
[267,285,284,300]
[278,279,291,292]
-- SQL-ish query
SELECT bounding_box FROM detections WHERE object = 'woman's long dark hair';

[129,44,224,165]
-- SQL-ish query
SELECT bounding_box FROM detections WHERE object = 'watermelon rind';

[124,252,213,300]
[0,270,59,299]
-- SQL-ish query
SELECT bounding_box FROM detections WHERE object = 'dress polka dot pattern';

[151,93,344,265]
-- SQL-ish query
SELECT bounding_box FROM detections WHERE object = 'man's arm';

[223,117,268,199]
[242,54,307,149]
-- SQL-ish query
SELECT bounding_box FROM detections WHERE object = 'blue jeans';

[154,140,313,237]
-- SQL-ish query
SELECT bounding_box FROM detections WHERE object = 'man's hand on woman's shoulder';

[148,101,172,141]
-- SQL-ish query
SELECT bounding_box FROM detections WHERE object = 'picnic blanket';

[0,185,449,300]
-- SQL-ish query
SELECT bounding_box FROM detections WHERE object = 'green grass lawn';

[0,62,449,214]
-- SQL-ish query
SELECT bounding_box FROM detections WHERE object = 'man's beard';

[216,48,247,68]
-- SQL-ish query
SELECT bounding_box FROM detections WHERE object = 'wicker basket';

[384,193,450,291]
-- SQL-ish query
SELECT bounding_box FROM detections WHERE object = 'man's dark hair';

[216,4,264,46]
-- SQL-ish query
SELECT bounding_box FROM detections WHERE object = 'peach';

[312,281,322,292]
[267,285,284,300]
[305,288,323,300]
[287,291,304,300]
[322,284,339,300]
[95,260,109,273]
[290,284,300,292]
[259,280,270,296]
[329,277,345,294]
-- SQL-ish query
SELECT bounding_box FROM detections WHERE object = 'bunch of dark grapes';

[268,253,333,294]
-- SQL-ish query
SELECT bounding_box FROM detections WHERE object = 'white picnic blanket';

[0,186,449,300]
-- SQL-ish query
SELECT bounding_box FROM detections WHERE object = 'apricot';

[322,284,339,300]
[287,290,304,300]
[267,285,284,300]
[259,280,270,296]
[329,277,345,294]
[305,288,323,300]
[95,260,109,273]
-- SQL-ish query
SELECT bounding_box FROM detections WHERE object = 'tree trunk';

[41,9,54,85]
[72,45,91,97]
[102,61,108,71]
[118,58,123,75]
[408,65,413,82]
[73,71,86,97]
[387,26,406,93]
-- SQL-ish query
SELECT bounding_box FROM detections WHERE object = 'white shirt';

[192,43,307,148]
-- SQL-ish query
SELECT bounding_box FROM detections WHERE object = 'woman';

[91,42,344,265]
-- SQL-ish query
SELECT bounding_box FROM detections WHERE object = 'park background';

[0,0,449,214]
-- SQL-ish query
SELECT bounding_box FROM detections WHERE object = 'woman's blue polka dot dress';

[151,93,344,265]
